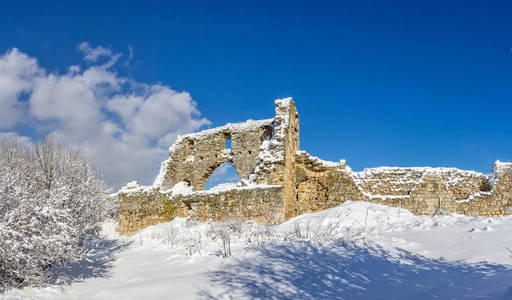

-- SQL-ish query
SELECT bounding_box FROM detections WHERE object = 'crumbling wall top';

[151,98,297,191]
[170,118,274,145]
[493,160,512,175]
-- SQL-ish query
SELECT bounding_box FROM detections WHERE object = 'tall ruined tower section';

[277,100,300,219]
[253,99,300,219]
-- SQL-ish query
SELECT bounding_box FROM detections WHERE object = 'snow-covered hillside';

[4,201,512,299]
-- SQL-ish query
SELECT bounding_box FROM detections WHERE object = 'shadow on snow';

[46,237,132,286]
[199,239,512,300]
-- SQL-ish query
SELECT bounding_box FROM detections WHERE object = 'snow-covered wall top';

[118,98,512,235]
[351,166,489,198]
[493,160,512,175]
[150,98,296,192]
[152,118,274,188]
[170,118,274,148]
[294,148,512,217]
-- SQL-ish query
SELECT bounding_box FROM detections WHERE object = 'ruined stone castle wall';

[293,153,512,217]
[118,183,284,236]
[159,118,273,190]
[118,98,297,235]
[294,151,364,215]
[118,98,512,235]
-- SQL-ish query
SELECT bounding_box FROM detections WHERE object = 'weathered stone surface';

[119,186,283,236]
[118,189,173,236]
[118,98,512,235]
[172,186,284,224]
[294,152,363,214]
[161,119,273,190]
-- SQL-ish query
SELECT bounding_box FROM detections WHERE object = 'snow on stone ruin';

[117,98,512,235]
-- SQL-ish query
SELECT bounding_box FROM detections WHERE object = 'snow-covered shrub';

[209,221,243,257]
[0,136,114,289]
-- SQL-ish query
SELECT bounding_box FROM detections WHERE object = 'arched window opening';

[204,162,241,190]
[225,138,232,149]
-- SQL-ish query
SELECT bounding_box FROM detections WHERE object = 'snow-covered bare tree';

[0,136,115,289]
[209,221,243,258]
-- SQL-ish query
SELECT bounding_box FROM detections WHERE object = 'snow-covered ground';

[4,201,512,299]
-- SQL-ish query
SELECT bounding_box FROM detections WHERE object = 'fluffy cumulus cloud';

[0,45,210,188]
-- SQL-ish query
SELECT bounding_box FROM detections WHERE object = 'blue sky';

[0,1,511,188]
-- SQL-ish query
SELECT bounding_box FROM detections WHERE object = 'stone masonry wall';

[118,98,512,235]
[119,98,297,235]
[294,152,363,215]
[119,185,284,236]
[160,118,273,190]
[171,186,284,224]
[118,188,173,236]
[294,153,512,217]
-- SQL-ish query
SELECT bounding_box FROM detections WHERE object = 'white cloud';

[213,163,230,176]
[0,48,40,128]
[0,132,32,147]
[77,42,122,69]
[0,45,210,188]
[126,46,134,65]
[78,42,112,62]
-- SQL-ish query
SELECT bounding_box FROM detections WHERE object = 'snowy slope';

[4,201,512,299]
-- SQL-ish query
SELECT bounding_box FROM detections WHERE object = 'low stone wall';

[172,186,284,224]
[120,158,512,235]
[119,185,284,236]
[352,164,511,216]
[118,189,173,236]
[352,167,489,200]
[294,152,363,216]
[456,162,512,216]
[294,152,512,217]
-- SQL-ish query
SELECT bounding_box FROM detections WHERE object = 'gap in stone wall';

[204,161,240,190]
